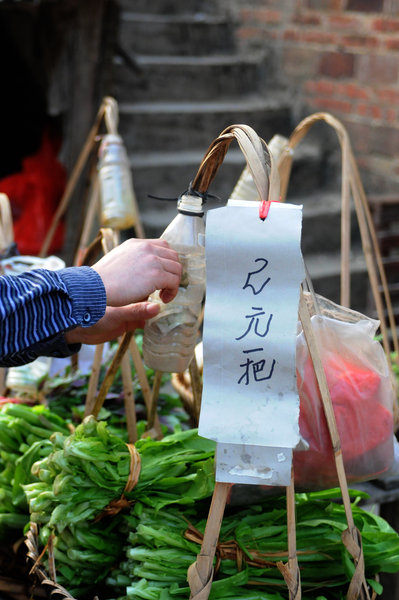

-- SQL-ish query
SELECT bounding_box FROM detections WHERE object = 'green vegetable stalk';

[109,491,399,600]
[0,402,69,538]
[24,417,215,595]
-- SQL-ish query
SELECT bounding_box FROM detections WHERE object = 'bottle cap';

[177,192,204,216]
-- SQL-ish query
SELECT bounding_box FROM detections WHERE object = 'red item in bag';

[0,130,66,255]
[294,313,395,490]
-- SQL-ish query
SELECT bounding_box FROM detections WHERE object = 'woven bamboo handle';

[192,124,280,203]
[279,112,398,386]
[279,113,351,308]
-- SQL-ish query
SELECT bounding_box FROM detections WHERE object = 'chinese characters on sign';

[199,201,304,485]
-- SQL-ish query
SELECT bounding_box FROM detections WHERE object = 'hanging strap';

[278,111,398,364]
[191,124,280,216]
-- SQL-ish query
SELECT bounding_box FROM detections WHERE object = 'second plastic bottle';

[142,191,205,373]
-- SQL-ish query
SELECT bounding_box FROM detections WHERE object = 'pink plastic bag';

[294,295,395,490]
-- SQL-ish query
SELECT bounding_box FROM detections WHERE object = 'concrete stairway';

[111,1,291,232]
[111,0,370,314]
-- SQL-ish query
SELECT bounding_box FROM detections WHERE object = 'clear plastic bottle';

[97,133,137,230]
[142,192,205,373]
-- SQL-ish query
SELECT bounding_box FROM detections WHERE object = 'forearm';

[0,267,106,366]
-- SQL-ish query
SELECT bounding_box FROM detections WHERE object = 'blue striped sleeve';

[0,267,106,366]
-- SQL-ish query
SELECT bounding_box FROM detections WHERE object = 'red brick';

[338,82,370,99]
[340,34,380,48]
[293,13,322,26]
[251,8,283,24]
[302,31,337,44]
[385,39,399,51]
[357,54,399,86]
[357,103,383,119]
[373,18,399,33]
[307,96,353,114]
[385,108,398,123]
[375,88,399,105]
[283,29,302,41]
[327,14,363,30]
[315,80,338,95]
[303,79,338,96]
[319,51,355,78]
[346,0,384,11]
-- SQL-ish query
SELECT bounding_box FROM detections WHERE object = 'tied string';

[185,523,336,588]
[148,182,221,204]
[94,443,141,521]
[185,523,286,575]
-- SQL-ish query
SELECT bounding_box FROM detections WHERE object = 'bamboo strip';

[90,331,133,418]
[298,291,370,600]
[129,338,153,411]
[349,152,399,357]
[188,355,202,424]
[74,175,100,266]
[285,467,301,600]
[129,339,163,437]
[121,353,137,443]
[84,343,104,417]
[147,370,162,432]
[39,99,108,258]
[188,482,231,600]
[278,111,399,429]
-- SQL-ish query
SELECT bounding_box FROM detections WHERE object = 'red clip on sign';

[259,200,281,220]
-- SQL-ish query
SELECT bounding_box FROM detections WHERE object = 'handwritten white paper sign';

[199,202,304,450]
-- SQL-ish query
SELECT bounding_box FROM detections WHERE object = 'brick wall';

[225,0,399,193]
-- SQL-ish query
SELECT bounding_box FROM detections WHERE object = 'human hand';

[92,239,182,307]
[65,302,160,346]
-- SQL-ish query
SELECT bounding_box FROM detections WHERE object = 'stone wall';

[223,0,399,193]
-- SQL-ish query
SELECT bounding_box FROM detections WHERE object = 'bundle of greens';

[109,490,399,600]
[24,417,215,529]
[37,516,125,598]
[0,402,69,537]
[24,417,215,595]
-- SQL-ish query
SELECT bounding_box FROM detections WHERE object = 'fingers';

[65,302,160,346]
[92,237,182,307]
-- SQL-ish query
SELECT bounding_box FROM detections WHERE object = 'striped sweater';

[0,266,106,366]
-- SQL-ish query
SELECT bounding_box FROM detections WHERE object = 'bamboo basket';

[22,119,384,600]
[178,122,380,600]
[25,523,77,600]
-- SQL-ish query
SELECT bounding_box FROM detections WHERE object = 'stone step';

[117,0,222,15]
[112,51,269,103]
[118,11,236,56]
[118,95,292,152]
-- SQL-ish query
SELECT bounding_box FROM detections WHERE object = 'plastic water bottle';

[98,134,137,230]
[143,192,205,373]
